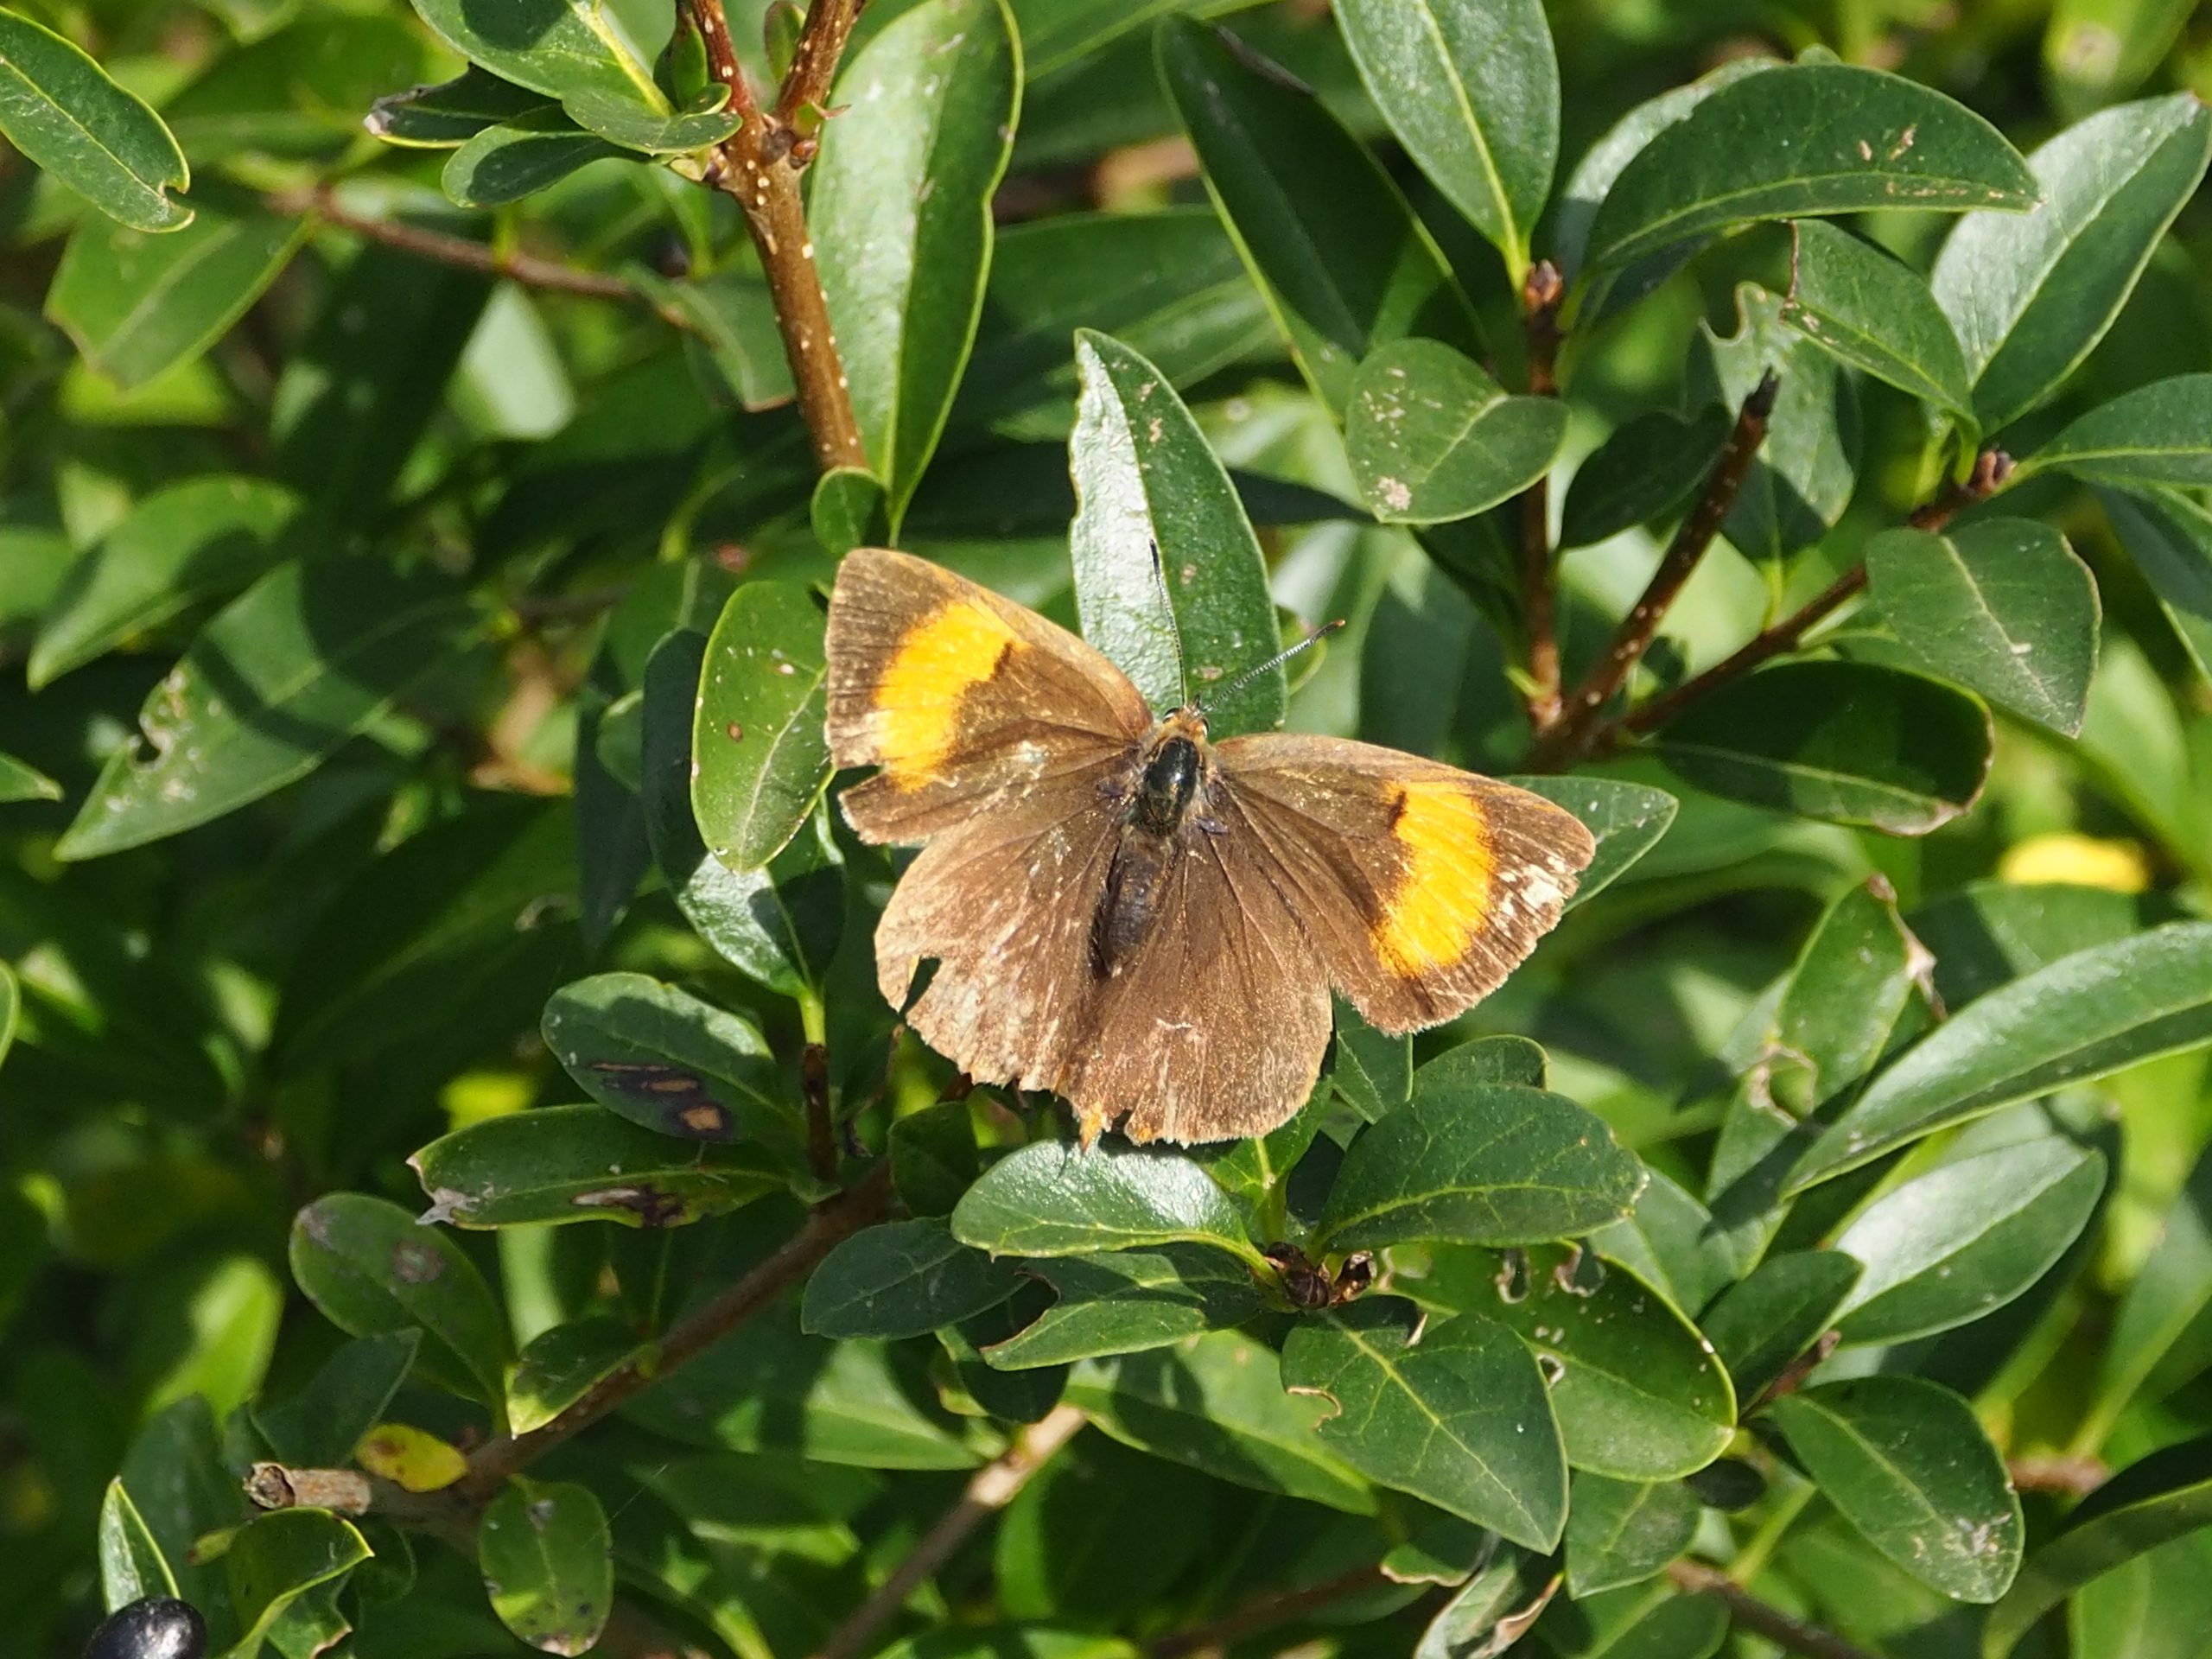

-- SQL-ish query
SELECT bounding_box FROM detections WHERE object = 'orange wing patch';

[873,601,1022,789]
[1373,780,1496,976]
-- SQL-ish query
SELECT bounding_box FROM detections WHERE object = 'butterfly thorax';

[1095,709,1216,977]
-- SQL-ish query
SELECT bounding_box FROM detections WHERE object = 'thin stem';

[1147,1567,1393,1659]
[1518,259,1566,734]
[1668,1560,1883,1659]
[1533,371,1780,767]
[814,1403,1089,1659]
[778,0,866,125]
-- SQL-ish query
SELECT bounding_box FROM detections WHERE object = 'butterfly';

[823,546,1596,1145]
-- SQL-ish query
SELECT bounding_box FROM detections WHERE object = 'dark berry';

[83,1597,207,1659]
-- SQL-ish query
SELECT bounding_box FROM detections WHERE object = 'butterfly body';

[823,548,1595,1146]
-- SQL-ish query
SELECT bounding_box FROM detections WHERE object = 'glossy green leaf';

[691,581,831,872]
[1985,1438,2212,1657]
[1447,1245,1735,1480]
[288,1193,512,1403]
[507,1318,643,1436]
[1281,1298,1567,1549]
[2100,486,2212,684]
[255,1332,420,1468]
[1565,1474,1700,1596]
[98,1480,178,1610]
[1067,329,1284,734]
[1157,16,1481,415]
[952,1141,1262,1268]
[1792,923,2212,1189]
[542,971,791,1148]
[1767,1377,2023,1602]
[55,557,474,861]
[642,632,845,995]
[1066,1330,1374,1513]
[1344,340,1566,526]
[1332,1001,1415,1122]
[1653,660,1993,836]
[479,1478,611,1656]
[1503,776,1678,908]
[1414,1544,1555,1659]
[407,0,666,106]
[1558,406,1732,550]
[1316,1070,1645,1253]
[2022,373,2212,489]
[366,66,553,147]
[1332,0,1558,270]
[29,475,302,689]
[1933,92,2211,432]
[47,206,307,389]
[442,110,624,207]
[803,1219,1022,1339]
[889,1100,980,1218]
[814,0,1020,523]
[982,1246,1262,1370]
[1587,1169,1732,1319]
[0,10,190,231]
[1782,219,1974,417]
[1864,518,2100,734]
[1699,1250,1859,1403]
[1584,63,2037,271]
[227,1510,373,1656]
[0,753,60,804]
[411,1103,789,1229]
[943,1295,1070,1425]
[561,87,740,153]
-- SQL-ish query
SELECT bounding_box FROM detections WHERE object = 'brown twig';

[1518,259,1566,734]
[802,1041,838,1181]
[2009,1453,2107,1497]
[1533,371,1780,767]
[814,1403,1089,1659]
[1668,1560,1883,1659]
[1147,1566,1395,1659]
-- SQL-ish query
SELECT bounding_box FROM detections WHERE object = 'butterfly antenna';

[1148,539,1191,707]
[1198,617,1347,715]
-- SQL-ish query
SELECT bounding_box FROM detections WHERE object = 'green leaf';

[1558,406,1732,550]
[506,1318,643,1436]
[442,109,624,207]
[1932,92,2212,432]
[1316,1071,1645,1253]
[560,87,740,153]
[227,1510,373,1656]
[1281,1298,1567,1550]
[890,1100,980,1218]
[1344,340,1567,526]
[542,971,792,1148]
[951,1141,1263,1268]
[0,753,60,804]
[406,0,666,106]
[1066,1330,1374,1514]
[1781,219,1974,418]
[1863,518,2100,735]
[255,1332,421,1468]
[288,1192,512,1405]
[642,632,845,995]
[803,1219,1022,1339]
[810,466,887,556]
[1767,1377,2023,1603]
[410,1104,790,1229]
[2087,1143,2212,1433]
[2100,486,2212,685]
[1565,1474,1700,1596]
[1791,923,2212,1189]
[814,0,1020,524]
[2022,372,2212,489]
[1447,1246,1736,1480]
[691,581,831,872]
[1699,1250,1859,1403]
[0,10,190,231]
[1066,329,1284,734]
[1157,16,1481,416]
[54,557,474,860]
[1653,660,1993,836]
[982,1246,1263,1370]
[1332,1001,1415,1121]
[1414,1543,1556,1658]
[46,205,308,389]
[479,1478,612,1656]
[1584,63,2037,271]
[366,66,554,147]
[2044,0,2196,118]
[29,474,302,689]
[98,1479,178,1610]
[1833,1136,2106,1345]
[1332,0,1558,271]
[1984,1438,2212,1658]
[1503,776,1678,908]
[1587,1168,1732,1319]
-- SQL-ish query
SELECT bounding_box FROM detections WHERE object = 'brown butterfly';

[823,547,1596,1145]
